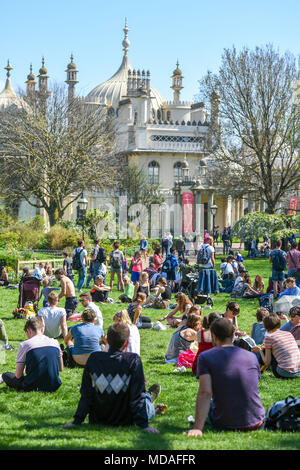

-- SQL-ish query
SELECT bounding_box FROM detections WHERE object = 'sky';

[0,0,299,102]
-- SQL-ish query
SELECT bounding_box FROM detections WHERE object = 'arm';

[59,354,64,372]
[158,304,180,321]
[210,252,215,268]
[15,362,25,379]
[64,329,73,346]
[66,362,94,426]
[187,374,212,437]
[60,315,68,339]
[181,328,198,342]
[58,279,66,299]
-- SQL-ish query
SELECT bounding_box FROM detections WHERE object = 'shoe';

[155,403,167,415]
[147,383,161,403]
[60,344,65,352]
[4,344,14,351]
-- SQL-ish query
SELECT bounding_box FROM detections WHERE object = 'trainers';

[147,383,161,403]
[4,344,14,351]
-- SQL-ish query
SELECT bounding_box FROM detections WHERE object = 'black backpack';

[162,258,173,274]
[272,250,286,271]
[72,248,84,271]
[96,246,106,264]
[197,245,210,265]
[265,396,300,432]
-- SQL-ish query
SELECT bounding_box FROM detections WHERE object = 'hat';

[96,275,104,280]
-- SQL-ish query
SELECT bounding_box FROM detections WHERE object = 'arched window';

[148,161,159,184]
[174,161,183,182]
[157,109,161,121]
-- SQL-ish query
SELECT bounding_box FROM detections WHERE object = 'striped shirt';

[264,330,300,373]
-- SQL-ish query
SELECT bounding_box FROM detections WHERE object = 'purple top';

[197,346,265,429]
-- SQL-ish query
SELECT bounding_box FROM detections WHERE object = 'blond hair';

[113,309,132,326]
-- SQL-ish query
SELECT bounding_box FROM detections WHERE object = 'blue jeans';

[77,266,87,291]
[145,392,156,421]
[86,263,103,288]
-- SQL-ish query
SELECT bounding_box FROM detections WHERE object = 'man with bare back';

[55,268,79,319]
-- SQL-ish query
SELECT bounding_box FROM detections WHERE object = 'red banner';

[288,197,298,215]
[182,192,193,234]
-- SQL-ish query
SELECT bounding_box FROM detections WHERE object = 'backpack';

[197,244,210,265]
[265,396,300,432]
[96,246,106,264]
[259,294,274,313]
[111,250,122,269]
[291,324,300,350]
[162,258,173,274]
[72,248,84,271]
[272,250,286,271]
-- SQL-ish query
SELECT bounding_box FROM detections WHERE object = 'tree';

[199,44,300,213]
[232,211,300,242]
[0,84,119,226]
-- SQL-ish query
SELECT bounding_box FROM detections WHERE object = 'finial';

[176,59,179,68]
[30,63,33,74]
[122,17,130,56]
[70,53,74,62]
[5,60,13,78]
[42,56,45,67]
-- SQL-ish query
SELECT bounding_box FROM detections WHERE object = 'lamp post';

[76,195,88,240]
[210,203,218,237]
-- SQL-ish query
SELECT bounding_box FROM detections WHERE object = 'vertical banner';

[288,197,298,215]
[182,192,193,234]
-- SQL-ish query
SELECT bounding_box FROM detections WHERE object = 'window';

[148,161,159,184]
[174,161,183,181]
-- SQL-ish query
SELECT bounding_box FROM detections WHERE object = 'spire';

[65,54,79,105]
[5,59,13,78]
[122,17,130,56]
[171,60,183,104]
[4,60,14,92]
[25,63,36,97]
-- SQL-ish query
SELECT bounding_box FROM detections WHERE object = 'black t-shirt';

[161,285,172,301]
[63,257,73,276]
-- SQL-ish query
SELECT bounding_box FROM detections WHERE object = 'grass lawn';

[0,254,299,451]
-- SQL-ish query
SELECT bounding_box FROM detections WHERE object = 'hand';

[252,346,261,354]
[62,422,77,429]
[184,429,203,438]
[144,427,160,434]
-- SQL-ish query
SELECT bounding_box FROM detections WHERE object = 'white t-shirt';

[127,324,140,356]
[86,302,103,329]
[37,306,66,338]
[224,262,234,275]
[198,244,215,268]
[33,266,45,280]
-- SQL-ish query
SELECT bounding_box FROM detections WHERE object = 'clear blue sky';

[1,0,299,102]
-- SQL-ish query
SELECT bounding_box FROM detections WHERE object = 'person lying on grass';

[186,317,265,437]
[158,292,193,327]
[63,322,160,433]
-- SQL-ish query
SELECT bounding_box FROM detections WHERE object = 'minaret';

[25,63,36,97]
[37,57,49,94]
[65,54,79,106]
[171,60,183,104]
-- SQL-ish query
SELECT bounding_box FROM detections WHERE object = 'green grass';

[0,255,299,450]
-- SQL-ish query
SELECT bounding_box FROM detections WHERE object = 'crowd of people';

[0,232,299,437]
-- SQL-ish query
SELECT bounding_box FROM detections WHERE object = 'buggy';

[180,272,214,307]
[13,276,41,318]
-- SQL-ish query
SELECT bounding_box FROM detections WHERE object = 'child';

[38,278,60,308]
[118,276,135,303]
[192,312,219,375]
[250,307,268,345]
[130,251,143,284]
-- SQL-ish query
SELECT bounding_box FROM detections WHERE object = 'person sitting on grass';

[278,277,300,299]
[219,272,235,293]
[62,322,160,433]
[158,292,193,327]
[186,317,265,437]
[37,291,68,340]
[243,274,265,299]
[132,272,150,302]
[127,293,152,329]
[192,312,220,375]
[165,313,202,364]
[0,266,9,286]
[118,275,135,303]
[113,309,140,356]
[90,274,111,303]
[250,307,269,346]
[221,301,246,338]
[280,306,300,333]
[68,292,103,329]
[144,277,172,310]
[0,316,63,392]
[62,309,104,368]
[252,313,300,379]
[38,277,60,308]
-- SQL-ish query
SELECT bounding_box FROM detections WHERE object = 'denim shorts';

[272,269,285,282]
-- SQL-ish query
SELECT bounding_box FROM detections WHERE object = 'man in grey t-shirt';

[37,292,68,339]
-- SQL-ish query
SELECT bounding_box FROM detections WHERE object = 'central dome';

[85,21,165,112]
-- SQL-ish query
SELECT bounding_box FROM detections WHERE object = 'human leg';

[77,267,86,291]
[0,319,8,344]
[65,296,79,319]
[117,272,124,291]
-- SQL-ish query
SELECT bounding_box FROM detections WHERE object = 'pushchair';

[180,272,214,307]
[13,276,41,318]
